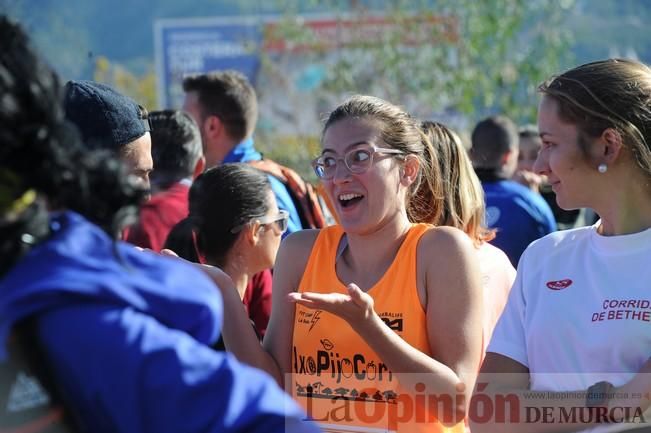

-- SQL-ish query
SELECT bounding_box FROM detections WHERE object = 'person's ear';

[500,149,516,166]
[400,155,420,186]
[245,221,263,246]
[193,156,206,179]
[600,128,624,165]
[204,115,223,141]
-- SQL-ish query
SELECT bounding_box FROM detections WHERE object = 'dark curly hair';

[0,16,146,274]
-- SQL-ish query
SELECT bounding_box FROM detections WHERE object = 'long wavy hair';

[421,121,495,246]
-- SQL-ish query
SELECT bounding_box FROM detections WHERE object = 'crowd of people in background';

[2,13,651,433]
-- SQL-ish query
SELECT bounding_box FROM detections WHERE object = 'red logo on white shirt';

[546,279,573,290]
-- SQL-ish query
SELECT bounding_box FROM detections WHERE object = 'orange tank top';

[291,224,464,433]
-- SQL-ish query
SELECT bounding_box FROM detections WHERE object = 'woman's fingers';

[346,283,365,305]
[160,248,179,257]
[288,291,349,305]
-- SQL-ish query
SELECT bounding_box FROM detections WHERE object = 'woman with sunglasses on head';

[165,163,288,340]
[472,59,651,433]
[205,95,483,432]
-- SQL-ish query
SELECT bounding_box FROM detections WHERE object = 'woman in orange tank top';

[201,95,484,433]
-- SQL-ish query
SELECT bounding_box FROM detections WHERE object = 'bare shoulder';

[418,225,476,263]
[273,229,321,293]
[276,229,320,269]
[279,228,321,255]
[417,225,480,297]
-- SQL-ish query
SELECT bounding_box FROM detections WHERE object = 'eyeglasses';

[230,209,289,235]
[311,144,405,180]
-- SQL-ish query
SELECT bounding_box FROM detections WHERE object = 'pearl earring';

[598,163,608,174]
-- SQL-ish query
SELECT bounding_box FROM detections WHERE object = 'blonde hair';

[421,121,495,246]
[323,95,445,224]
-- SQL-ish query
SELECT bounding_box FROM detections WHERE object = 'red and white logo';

[546,279,573,290]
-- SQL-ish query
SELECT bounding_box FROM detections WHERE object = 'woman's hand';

[288,283,375,330]
[606,359,651,422]
[513,169,546,193]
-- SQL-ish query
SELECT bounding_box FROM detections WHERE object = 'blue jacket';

[0,211,318,433]
[224,138,303,236]
[482,179,557,267]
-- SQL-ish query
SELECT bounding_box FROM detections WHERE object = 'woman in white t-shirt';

[472,59,651,433]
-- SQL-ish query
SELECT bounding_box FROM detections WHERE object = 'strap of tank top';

[335,233,348,264]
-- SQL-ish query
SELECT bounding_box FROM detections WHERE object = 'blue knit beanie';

[64,80,150,152]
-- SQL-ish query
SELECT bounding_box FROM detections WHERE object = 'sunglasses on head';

[230,209,289,235]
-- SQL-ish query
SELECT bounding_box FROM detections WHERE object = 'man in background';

[64,80,153,190]
[471,115,556,266]
[182,70,304,235]
[126,110,205,251]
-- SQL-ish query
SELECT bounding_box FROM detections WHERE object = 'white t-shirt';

[477,242,516,354]
[488,223,651,430]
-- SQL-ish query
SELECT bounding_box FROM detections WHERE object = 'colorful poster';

[154,17,262,110]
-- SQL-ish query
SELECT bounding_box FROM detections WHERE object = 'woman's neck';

[339,212,412,290]
[596,172,651,236]
[222,259,250,300]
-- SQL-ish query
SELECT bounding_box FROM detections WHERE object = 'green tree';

[260,0,574,126]
[94,56,158,110]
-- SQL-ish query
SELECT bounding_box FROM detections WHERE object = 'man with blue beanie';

[64,80,154,189]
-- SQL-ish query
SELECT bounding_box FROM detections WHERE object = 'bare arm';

[290,226,483,425]
[200,264,282,381]
[262,229,320,386]
[202,230,319,387]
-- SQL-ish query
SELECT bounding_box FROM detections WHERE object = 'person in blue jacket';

[182,70,304,236]
[0,16,318,433]
[470,115,557,266]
